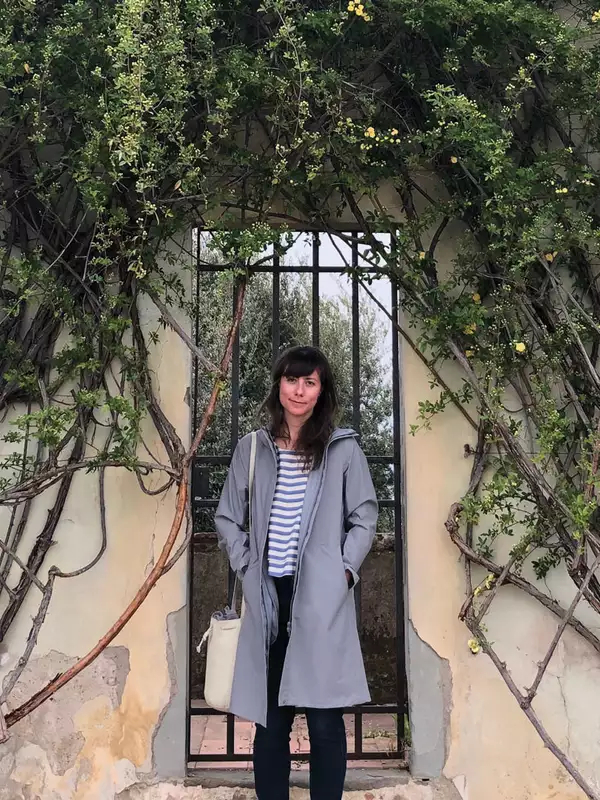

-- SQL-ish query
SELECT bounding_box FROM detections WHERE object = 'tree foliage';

[194,248,393,531]
[2,1,600,792]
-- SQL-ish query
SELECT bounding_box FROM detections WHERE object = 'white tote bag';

[197,431,257,713]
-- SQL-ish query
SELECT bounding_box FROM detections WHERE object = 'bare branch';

[1,572,56,701]
[466,616,600,800]
[52,467,108,579]
[0,459,177,505]
[523,553,600,707]
[160,502,193,576]
[145,285,218,374]
[130,295,185,468]
[5,279,247,728]
[358,278,479,431]
[445,504,600,655]
[0,539,45,592]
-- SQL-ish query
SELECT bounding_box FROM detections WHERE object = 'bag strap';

[231,431,257,614]
[248,430,257,530]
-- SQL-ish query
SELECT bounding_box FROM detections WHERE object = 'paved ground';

[119,777,464,800]
[189,701,406,771]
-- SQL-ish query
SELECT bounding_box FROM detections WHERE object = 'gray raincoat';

[215,427,378,727]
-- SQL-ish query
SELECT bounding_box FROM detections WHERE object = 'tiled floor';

[189,702,405,771]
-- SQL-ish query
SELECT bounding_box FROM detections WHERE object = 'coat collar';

[258,426,357,457]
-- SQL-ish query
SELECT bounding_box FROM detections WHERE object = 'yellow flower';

[355,6,364,16]
[544,251,558,262]
[465,349,474,358]
[391,128,398,136]
[418,251,426,260]
[514,341,527,353]
[365,126,375,138]
[450,155,458,164]
[347,1,355,9]
[472,292,481,304]
[24,63,31,74]
[473,586,483,597]
[357,3,364,10]
[363,13,371,21]
[592,10,600,22]
[468,638,481,654]
[464,323,477,335]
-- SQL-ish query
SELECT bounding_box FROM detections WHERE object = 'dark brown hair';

[260,345,339,468]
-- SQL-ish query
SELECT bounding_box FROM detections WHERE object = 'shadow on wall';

[190,534,398,704]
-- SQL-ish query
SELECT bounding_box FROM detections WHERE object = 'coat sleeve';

[342,439,378,586]
[215,439,251,577]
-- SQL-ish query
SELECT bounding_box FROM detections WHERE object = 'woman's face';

[279,369,322,423]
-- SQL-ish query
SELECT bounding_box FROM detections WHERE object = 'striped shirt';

[267,448,309,578]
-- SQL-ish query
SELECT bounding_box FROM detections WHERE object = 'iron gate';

[187,231,407,767]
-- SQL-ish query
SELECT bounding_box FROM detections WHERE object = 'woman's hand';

[345,569,354,588]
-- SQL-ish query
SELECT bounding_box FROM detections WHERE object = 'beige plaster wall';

[401,335,599,800]
[1,218,600,800]
[0,236,192,799]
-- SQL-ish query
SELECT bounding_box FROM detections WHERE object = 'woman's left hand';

[345,569,354,588]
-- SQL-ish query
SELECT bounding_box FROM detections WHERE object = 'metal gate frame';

[187,231,408,766]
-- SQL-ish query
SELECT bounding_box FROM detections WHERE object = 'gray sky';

[197,229,395,389]
[283,232,394,383]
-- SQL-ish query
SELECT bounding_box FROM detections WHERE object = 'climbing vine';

[2,1,600,795]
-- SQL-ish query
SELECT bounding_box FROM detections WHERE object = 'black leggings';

[253,577,347,800]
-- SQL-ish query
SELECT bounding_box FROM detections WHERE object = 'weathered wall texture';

[401,325,600,800]
[364,185,600,799]
[2,217,600,800]
[0,240,192,799]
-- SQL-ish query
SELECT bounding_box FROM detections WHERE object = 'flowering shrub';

[2,2,600,793]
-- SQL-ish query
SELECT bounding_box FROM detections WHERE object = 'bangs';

[261,344,339,466]
[280,350,323,379]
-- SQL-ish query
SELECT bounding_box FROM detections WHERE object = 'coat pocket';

[329,556,351,619]
[338,551,352,592]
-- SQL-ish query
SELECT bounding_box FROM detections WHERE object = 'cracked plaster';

[0,648,131,799]
[153,604,187,781]
[2,234,600,800]
[406,622,452,779]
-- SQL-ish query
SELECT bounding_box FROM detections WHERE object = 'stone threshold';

[120,772,463,799]
[185,768,423,791]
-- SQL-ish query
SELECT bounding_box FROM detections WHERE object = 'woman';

[215,345,378,800]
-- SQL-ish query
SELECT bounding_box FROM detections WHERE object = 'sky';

[197,229,396,392]
[279,231,394,385]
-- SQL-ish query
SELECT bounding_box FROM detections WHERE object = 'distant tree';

[194,264,394,530]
